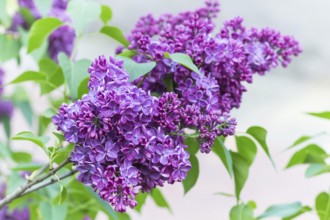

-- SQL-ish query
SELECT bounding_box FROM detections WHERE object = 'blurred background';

[2,0,330,219]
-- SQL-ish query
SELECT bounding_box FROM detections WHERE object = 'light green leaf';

[150,188,171,211]
[100,5,112,24]
[27,17,63,53]
[308,111,330,120]
[315,192,330,220]
[164,52,201,74]
[231,152,249,201]
[0,0,10,27]
[183,154,199,194]
[12,151,32,163]
[258,202,308,219]
[40,202,68,220]
[117,56,156,82]
[12,162,43,172]
[212,137,234,177]
[10,71,46,84]
[246,126,275,167]
[235,135,257,166]
[135,192,148,213]
[289,135,313,149]
[77,77,89,99]
[58,53,91,99]
[2,115,11,139]
[59,185,67,205]
[12,131,50,152]
[11,86,34,126]
[286,144,328,168]
[39,58,64,94]
[101,26,129,47]
[6,172,26,195]
[247,201,257,210]
[35,0,52,17]
[0,34,21,62]
[68,0,101,35]
[305,163,330,178]
[230,204,254,220]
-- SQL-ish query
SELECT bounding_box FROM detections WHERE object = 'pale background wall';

[2,0,330,219]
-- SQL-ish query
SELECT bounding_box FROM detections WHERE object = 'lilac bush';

[0,68,13,119]
[52,1,301,213]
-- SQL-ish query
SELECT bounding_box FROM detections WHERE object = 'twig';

[0,158,71,209]
[22,169,77,197]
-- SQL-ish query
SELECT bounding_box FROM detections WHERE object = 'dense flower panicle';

[128,2,302,112]
[53,56,191,212]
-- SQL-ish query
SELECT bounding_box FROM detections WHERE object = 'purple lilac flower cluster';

[0,68,14,119]
[53,56,191,212]
[0,184,30,220]
[9,0,75,62]
[128,1,301,112]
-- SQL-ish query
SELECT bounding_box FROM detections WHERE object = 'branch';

[0,158,72,209]
[22,169,77,196]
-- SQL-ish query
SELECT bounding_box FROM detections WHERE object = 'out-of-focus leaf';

[7,172,25,195]
[212,137,234,177]
[101,26,129,47]
[12,162,43,171]
[39,58,64,94]
[235,135,257,166]
[164,52,201,74]
[117,56,156,82]
[77,77,89,99]
[183,154,199,194]
[11,86,34,126]
[150,188,171,212]
[305,163,330,178]
[308,111,330,120]
[135,192,148,213]
[10,71,46,84]
[68,0,101,35]
[12,151,32,163]
[246,126,275,167]
[100,5,112,24]
[59,185,67,205]
[40,202,68,220]
[231,152,249,201]
[12,131,50,153]
[58,53,90,99]
[0,34,21,62]
[230,204,254,220]
[288,135,313,149]
[0,1,10,27]
[315,192,330,220]
[34,0,52,17]
[2,115,11,138]
[27,17,63,53]
[257,202,308,219]
[286,144,328,168]
[247,201,257,210]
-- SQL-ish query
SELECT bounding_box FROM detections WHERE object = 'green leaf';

[247,201,257,210]
[10,71,46,84]
[77,77,89,99]
[12,151,32,163]
[235,135,257,166]
[0,34,21,62]
[283,206,312,220]
[68,0,101,35]
[11,86,34,126]
[308,111,330,120]
[85,187,118,220]
[27,17,63,53]
[101,26,129,47]
[40,202,68,220]
[39,58,64,94]
[184,136,199,155]
[100,5,112,24]
[135,192,148,213]
[182,154,199,194]
[231,152,249,201]
[0,1,10,27]
[58,53,91,99]
[258,202,308,219]
[289,135,313,149]
[164,52,201,74]
[286,144,328,168]
[212,137,234,177]
[12,131,50,153]
[246,126,275,167]
[2,115,11,139]
[6,172,26,195]
[315,192,330,220]
[59,185,67,205]
[305,163,330,178]
[150,188,171,211]
[117,56,156,82]
[230,204,254,220]
[12,162,43,171]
